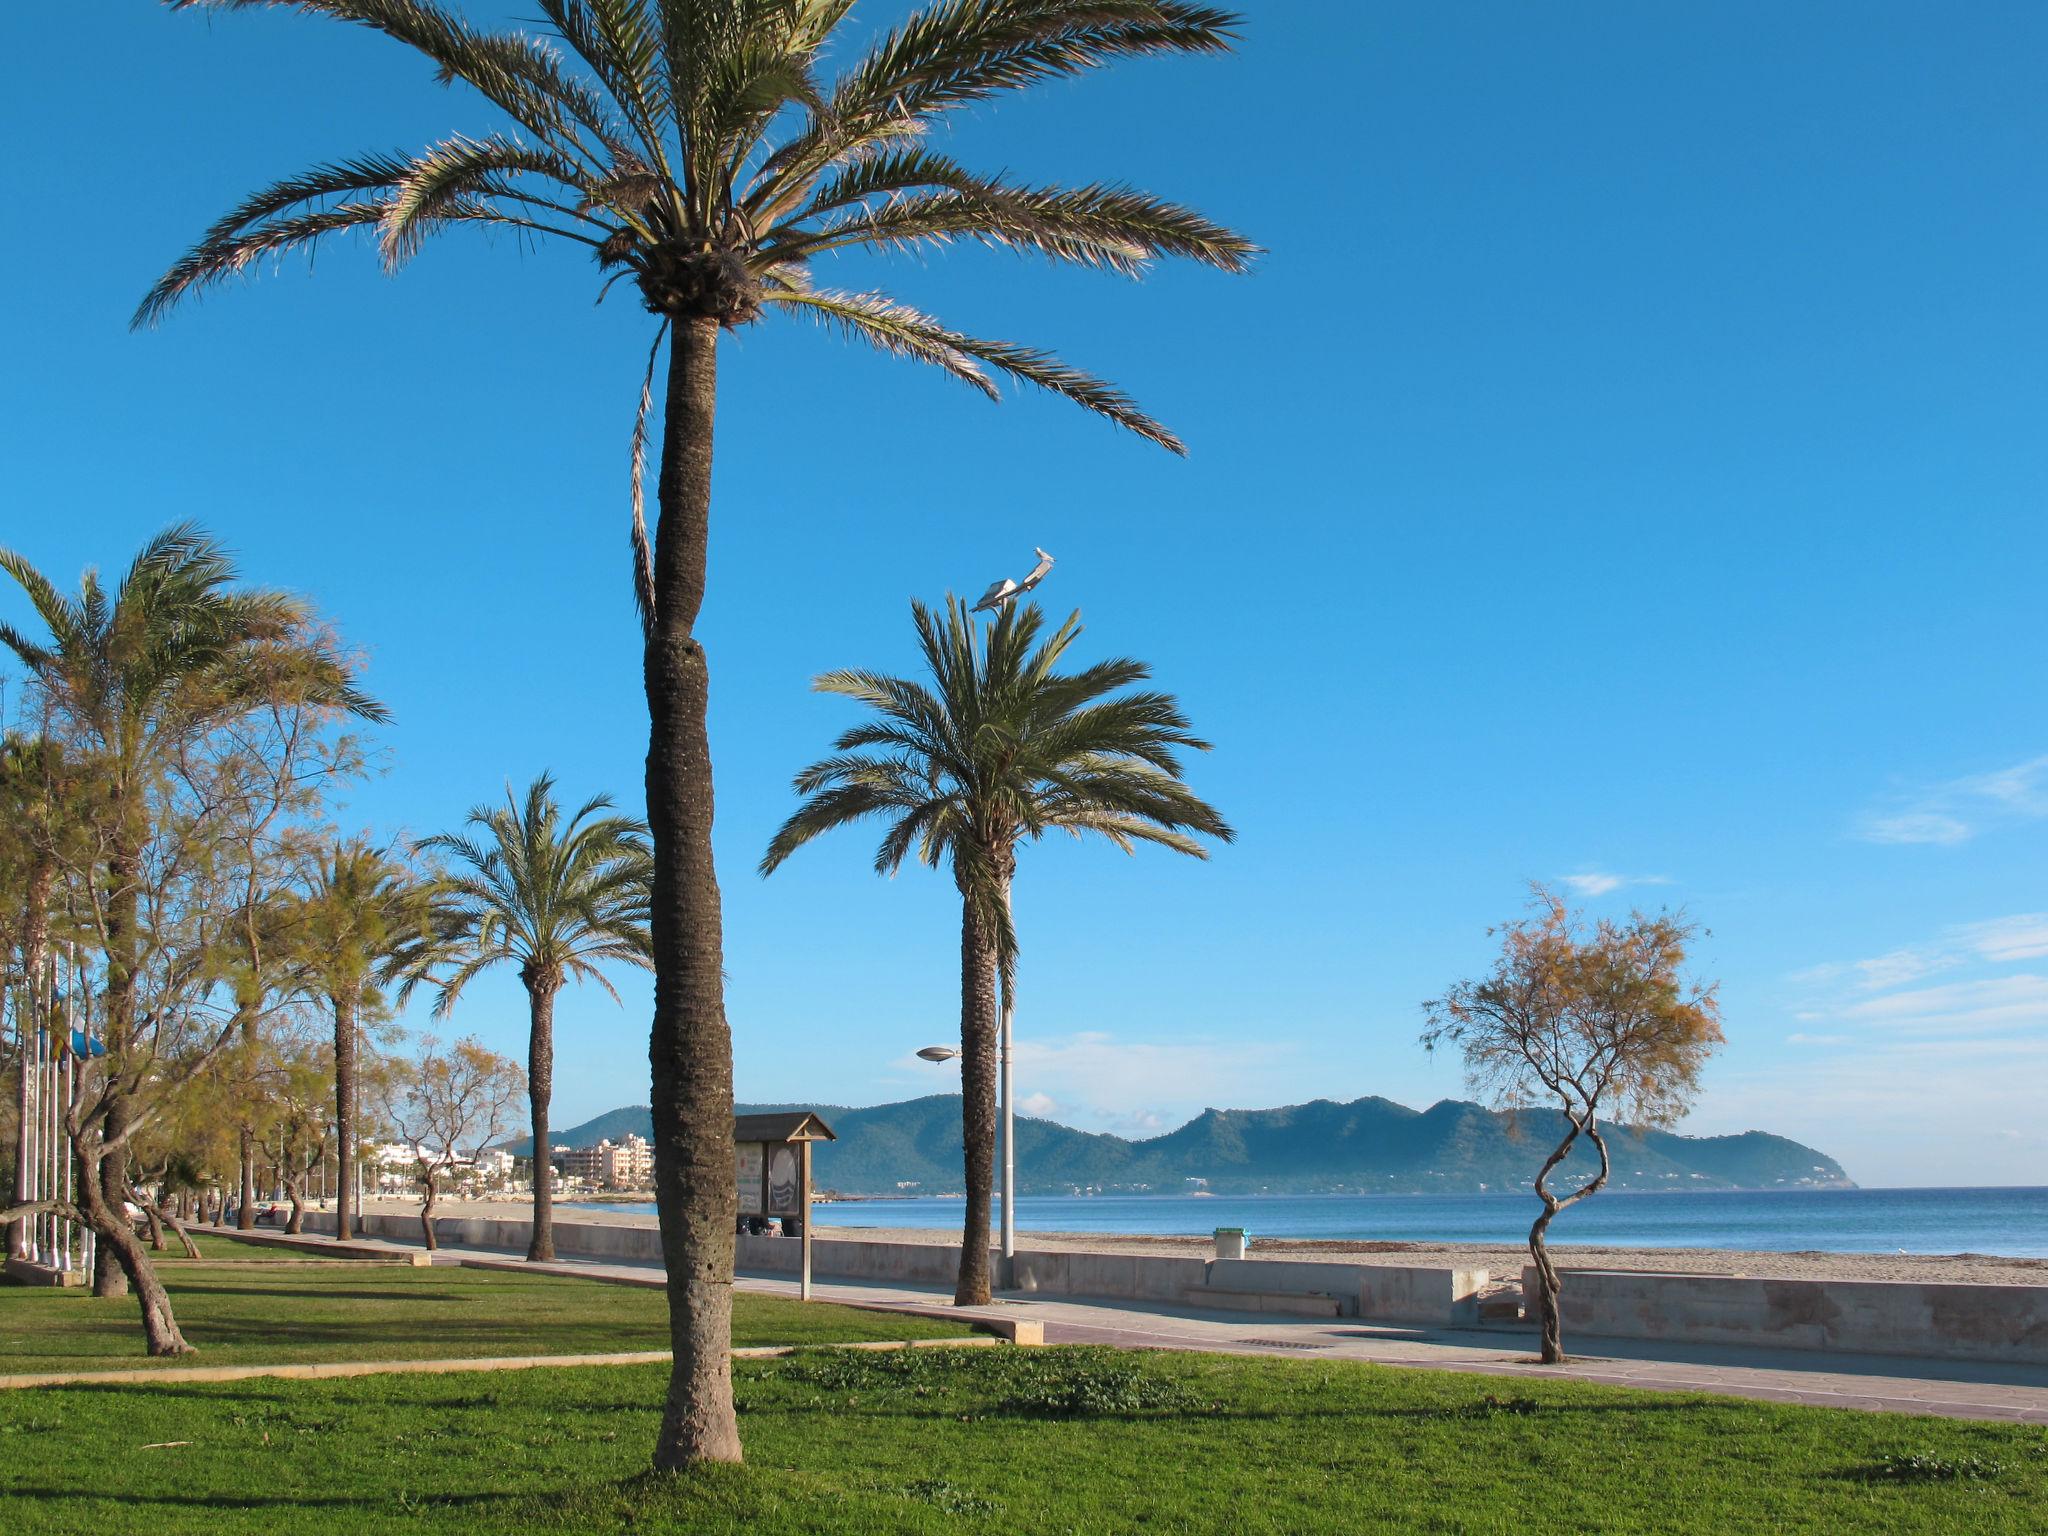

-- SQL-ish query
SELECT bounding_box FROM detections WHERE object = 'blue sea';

[587,1187,2048,1257]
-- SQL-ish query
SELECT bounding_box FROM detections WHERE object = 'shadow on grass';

[157,1284,470,1304]
[2,1486,522,1513]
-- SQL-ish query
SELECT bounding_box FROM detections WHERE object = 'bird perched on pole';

[973,548,1056,612]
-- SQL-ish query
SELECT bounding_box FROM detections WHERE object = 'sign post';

[800,1139,813,1301]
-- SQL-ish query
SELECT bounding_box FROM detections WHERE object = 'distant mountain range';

[504,1094,1853,1196]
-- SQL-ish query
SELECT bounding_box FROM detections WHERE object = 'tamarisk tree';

[0,528,376,1351]
[1421,888,1723,1364]
[382,1035,524,1251]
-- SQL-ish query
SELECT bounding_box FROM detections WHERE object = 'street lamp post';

[917,1011,1015,1289]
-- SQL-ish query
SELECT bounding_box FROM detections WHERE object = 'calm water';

[587,1187,2048,1257]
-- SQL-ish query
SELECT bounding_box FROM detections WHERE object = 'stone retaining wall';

[1521,1267,2048,1365]
[300,1211,1485,1325]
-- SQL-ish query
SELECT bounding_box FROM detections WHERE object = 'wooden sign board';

[731,1111,836,1302]
[735,1143,765,1216]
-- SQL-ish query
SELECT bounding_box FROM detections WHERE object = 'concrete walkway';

[180,1227,2048,1424]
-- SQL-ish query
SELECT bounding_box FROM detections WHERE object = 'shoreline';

[348,1199,2048,1287]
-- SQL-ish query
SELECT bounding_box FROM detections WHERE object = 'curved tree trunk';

[96,843,139,1298]
[1528,1113,1612,1365]
[953,881,1001,1306]
[333,988,358,1243]
[419,1167,439,1252]
[525,978,558,1262]
[75,1149,190,1356]
[645,315,741,1469]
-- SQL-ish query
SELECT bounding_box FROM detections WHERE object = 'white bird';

[972,548,1055,612]
[1016,547,1055,594]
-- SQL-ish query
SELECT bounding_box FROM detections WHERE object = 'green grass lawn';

[0,1244,971,1375]
[150,1229,350,1262]
[2,1346,2042,1535]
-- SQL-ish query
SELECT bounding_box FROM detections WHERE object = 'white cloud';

[1854,753,2048,845]
[1862,812,1972,846]
[1016,1091,1060,1118]
[1828,974,2048,1035]
[1955,913,2048,964]
[1559,871,1671,897]
[1759,907,2048,1184]
[1794,914,2048,998]
[1701,1041,2045,1185]
[1011,1030,1304,1137]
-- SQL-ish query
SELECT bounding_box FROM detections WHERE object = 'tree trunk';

[95,1098,132,1294]
[419,1168,439,1252]
[237,1126,257,1230]
[1527,1198,1564,1365]
[644,315,742,1470]
[9,853,52,1262]
[953,879,1001,1306]
[1527,1114,1612,1365]
[525,977,558,1262]
[143,1200,166,1251]
[333,988,358,1243]
[95,841,139,1298]
[285,1170,306,1234]
[75,1144,190,1356]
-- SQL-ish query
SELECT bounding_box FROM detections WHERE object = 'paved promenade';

[205,1227,2048,1424]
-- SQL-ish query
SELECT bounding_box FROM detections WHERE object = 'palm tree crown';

[142,1,1254,458]
[762,594,1229,1304]
[401,772,651,1261]
[406,773,653,1010]
[763,594,1233,951]
[0,523,382,765]
[288,836,439,1242]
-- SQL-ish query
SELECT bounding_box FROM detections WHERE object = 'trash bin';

[1214,1227,1249,1260]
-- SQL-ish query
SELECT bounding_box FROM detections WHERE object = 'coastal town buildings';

[554,1134,655,1191]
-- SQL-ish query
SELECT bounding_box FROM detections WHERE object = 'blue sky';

[4,3,2044,1188]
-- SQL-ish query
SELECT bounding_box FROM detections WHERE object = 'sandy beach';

[371,1199,2048,1288]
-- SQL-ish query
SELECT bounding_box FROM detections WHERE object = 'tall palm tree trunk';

[333,989,357,1243]
[644,315,741,1469]
[525,976,559,1262]
[954,882,1000,1307]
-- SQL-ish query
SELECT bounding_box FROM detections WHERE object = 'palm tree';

[286,837,439,1243]
[1,526,381,1294]
[762,596,1231,1303]
[404,774,652,1263]
[146,0,1252,1464]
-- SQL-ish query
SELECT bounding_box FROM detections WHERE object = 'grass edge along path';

[1,1244,976,1376]
[0,1335,1004,1391]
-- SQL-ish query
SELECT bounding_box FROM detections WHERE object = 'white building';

[555,1134,654,1191]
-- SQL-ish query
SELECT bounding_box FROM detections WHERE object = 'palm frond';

[381,133,599,269]
[766,283,1182,452]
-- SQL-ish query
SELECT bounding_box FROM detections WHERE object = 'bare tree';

[1422,887,1724,1364]
[382,1036,524,1253]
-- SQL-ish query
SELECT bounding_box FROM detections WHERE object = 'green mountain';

[506,1095,1852,1195]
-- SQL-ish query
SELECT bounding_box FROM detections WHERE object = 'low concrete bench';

[226,1229,432,1266]
[1179,1285,1344,1318]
